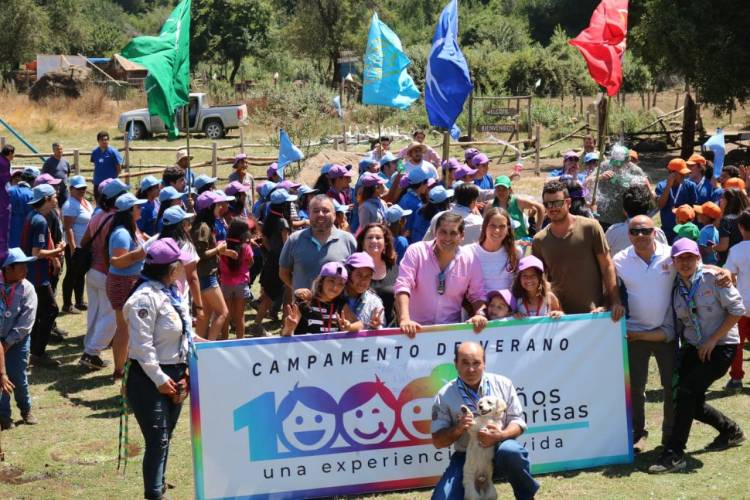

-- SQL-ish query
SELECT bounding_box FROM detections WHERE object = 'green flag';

[121,0,191,138]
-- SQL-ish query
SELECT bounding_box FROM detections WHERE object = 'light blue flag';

[277,129,304,179]
[425,0,473,129]
[704,128,725,176]
[362,13,420,109]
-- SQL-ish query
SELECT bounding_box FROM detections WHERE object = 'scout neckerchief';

[346,293,365,319]
[676,267,704,343]
[456,375,492,415]
[162,284,195,360]
[669,182,683,206]
[0,282,18,320]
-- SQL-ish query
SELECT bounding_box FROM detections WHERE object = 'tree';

[191,0,272,84]
[0,0,49,78]
[632,0,750,111]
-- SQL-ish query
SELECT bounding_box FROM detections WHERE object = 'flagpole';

[442,130,450,184]
[377,106,382,154]
[183,105,193,212]
[590,94,610,208]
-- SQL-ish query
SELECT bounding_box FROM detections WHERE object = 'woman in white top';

[469,207,521,293]
[124,238,199,500]
[61,175,93,313]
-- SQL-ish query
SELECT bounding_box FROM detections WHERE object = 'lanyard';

[0,283,17,318]
[669,183,683,206]
[316,299,335,332]
[676,271,703,342]
[456,376,492,414]
[523,297,540,317]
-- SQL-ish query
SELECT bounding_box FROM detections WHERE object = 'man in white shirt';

[423,183,483,245]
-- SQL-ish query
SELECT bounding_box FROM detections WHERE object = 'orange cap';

[671,204,695,223]
[686,153,706,166]
[629,150,639,161]
[693,202,722,220]
[667,158,690,175]
[724,177,746,190]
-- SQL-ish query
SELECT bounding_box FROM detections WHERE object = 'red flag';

[569,0,628,96]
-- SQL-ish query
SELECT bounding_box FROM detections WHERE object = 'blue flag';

[704,128,725,176]
[425,0,473,129]
[362,13,420,109]
[278,129,304,179]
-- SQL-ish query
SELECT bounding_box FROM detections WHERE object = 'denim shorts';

[199,273,219,291]
[221,283,251,300]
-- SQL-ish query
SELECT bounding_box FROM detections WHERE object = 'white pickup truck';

[118,92,249,140]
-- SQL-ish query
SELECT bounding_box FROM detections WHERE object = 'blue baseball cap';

[28,183,56,204]
[583,152,600,164]
[23,166,40,178]
[69,175,87,189]
[298,185,318,196]
[332,200,349,213]
[194,174,218,191]
[321,163,334,175]
[358,157,378,173]
[269,188,298,205]
[259,182,277,199]
[2,247,37,267]
[384,205,412,224]
[115,192,147,211]
[162,205,195,226]
[429,185,454,204]
[408,167,432,185]
[139,175,161,192]
[101,178,130,200]
[158,186,183,203]
[379,152,398,166]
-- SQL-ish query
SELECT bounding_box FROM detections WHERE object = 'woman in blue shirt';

[136,176,161,237]
[106,193,147,379]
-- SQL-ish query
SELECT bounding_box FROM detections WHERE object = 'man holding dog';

[431,342,539,500]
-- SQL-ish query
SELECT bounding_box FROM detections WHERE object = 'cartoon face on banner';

[340,377,399,446]
[397,364,456,440]
[277,385,338,452]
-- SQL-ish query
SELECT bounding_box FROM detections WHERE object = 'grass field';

[1,90,750,498]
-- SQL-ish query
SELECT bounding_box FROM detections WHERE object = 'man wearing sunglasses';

[396,212,487,338]
[614,215,732,453]
[531,180,624,320]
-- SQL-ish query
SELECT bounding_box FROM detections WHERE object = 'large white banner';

[189,313,632,499]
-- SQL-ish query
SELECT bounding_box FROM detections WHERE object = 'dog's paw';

[460,405,471,416]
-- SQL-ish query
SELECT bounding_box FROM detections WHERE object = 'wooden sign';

[483,107,518,117]
[477,124,517,133]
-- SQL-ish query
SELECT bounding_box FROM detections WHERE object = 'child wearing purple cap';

[511,256,562,318]
[357,173,388,229]
[282,262,362,335]
[219,217,254,340]
[486,289,513,320]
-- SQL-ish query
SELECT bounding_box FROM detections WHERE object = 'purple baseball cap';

[319,261,348,281]
[327,164,353,179]
[399,174,410,189]
[518,255,544,273]
[464,148,479,163]
[225,181,251,196]
[471,153,490,167]
[442,158,461,171]
[196,191,224,211]
[360,172,387,187]
[278,179,301,190]
[266,162,279,177]
[671,238,701,258]
[145,238,193,265]
[453,164,478,180]
[487,289,513,308]
[345,252,375,271]
[233,153,247,167]
[34,173,62,186]
[563,150,580,161]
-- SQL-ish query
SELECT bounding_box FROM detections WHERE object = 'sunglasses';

[437,271,446,295]
[629,227,654,236]
[543,199,566,209]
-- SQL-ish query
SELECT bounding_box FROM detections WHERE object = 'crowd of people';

[0,127,749,498]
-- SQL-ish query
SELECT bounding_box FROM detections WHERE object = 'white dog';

[461,395,507,500]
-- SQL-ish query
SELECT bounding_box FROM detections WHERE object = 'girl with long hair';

[219,217,253,340]
[511,256,562,318]
[470,207,521,293]
[357,223,398,326]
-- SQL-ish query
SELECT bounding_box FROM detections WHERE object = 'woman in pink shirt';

[219,217,254,340]
[395,212,488,337]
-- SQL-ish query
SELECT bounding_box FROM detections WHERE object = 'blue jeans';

[0,335,31,418]
[432,440,539,500]
[126,362,186,500]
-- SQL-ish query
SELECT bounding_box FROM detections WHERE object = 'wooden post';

[534,124,541,176]
[591,95,610,207]
[340,78,347,152]
[73,149,80,175]
[239,127,245,154]
[527,96,532,139]
[124,129,130,177]
[442,131,450,170]
[0,137,5,149]
[681,92,697,158]
[211,141,218,177]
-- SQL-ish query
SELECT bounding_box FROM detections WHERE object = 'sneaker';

[0,415,13,430]
[61,305,82,315]
[725,379,743,391]
[75,303,88,311]
[705,428,746,451]
[21,411,38,425]
[79,353,110,370]
[250,324,269,337]
[29,354,61,368]
[648,450,686,474]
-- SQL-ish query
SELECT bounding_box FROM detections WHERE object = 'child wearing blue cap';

[136,175,161,237]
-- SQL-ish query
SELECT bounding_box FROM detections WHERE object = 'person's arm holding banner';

[394,245,422,338]
[465,256,488,333]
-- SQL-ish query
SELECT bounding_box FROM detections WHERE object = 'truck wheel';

[126,121,148,140]
[203,120,225,139]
